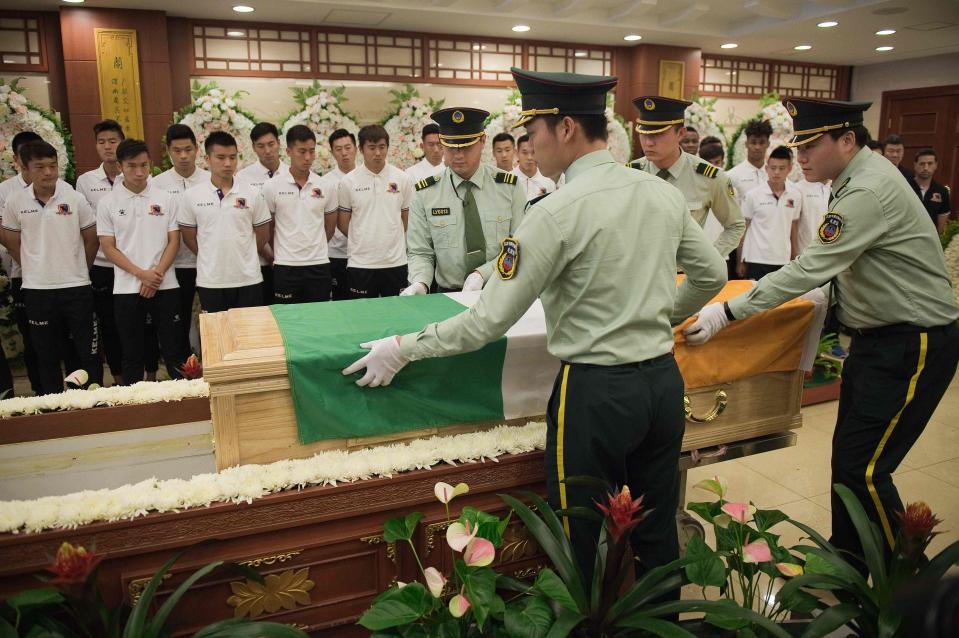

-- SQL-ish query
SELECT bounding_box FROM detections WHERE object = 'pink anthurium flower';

[775,562,804,577]
[464,537,496,567]
[713,514,732,529]
[424,566,446,597]
[721,501,756,524]
[449,590,471,618]
[694,476,728,500]
[743,538,773,564]
[446,521,477,552]
[434,481,469,505]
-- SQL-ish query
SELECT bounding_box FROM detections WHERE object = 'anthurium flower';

[424,567,446,598]
[594,485,647,543]
[775,562,804,577]
[721,501,756,524]
[713,514,732,529]
[694,476,728,500]
[434,481,469,504]
[464,537,495,567]
[47,542,101,585]
[446,521,477,552]
[743,538,772,564]
[449,589,471,618]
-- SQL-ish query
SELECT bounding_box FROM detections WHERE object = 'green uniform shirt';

[407,164,526,289]
[630,151,745,258]
[399,149,728,365]
[728,146,959,329]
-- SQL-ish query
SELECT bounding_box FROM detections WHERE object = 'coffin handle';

[684,390,728,423]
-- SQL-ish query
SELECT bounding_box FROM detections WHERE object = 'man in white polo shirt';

[1,142,101,394]
[512,133,557,202]
[98,139,189,383]
[794,176,830,255]
[152,124,209,349]
[259,125,339,303]
[180,131,272,313]
[326,129,356,301]
[405,124,445,183]
[337,124,413,298]
[726,119,772,205]
[737,145,802,281]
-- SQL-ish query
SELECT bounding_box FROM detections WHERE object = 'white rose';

[202,102,212,111]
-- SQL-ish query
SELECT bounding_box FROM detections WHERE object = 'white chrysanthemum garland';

[173,80,258,170]
[0,379,208,418]
[0,421,547,534]
[685,95,727,152]
[381,84,444,170]
[0,77,75,184]
[727,92,803,181]
[280,81,361,175]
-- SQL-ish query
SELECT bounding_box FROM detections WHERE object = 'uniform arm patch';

[415,175,439,191]
[818,211,844,244]
[494,172,518,185]
[496,237,520,280]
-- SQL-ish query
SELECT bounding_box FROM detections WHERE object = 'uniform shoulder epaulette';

[525,192,551,211]
[694,162,720,179]
[494,171,518,185]
[626,158,646,170]
[415,175,439,191]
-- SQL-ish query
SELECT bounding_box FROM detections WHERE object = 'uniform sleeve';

[727,188,887,319]
[95,199,113,236]
[178,196,197,228]
[406,191,435,287]
[337,179,352,213]
[399,204,566,360]
[1,199,19,231]
[252,191,271,227]
[709,173,746,258]
[477,181,527,282]
[672,197,729,323]
[78,197,96,231]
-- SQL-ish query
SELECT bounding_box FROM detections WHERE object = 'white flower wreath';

[280,81,361,175]
[0,77,75,183]
[685,96,727,152]
[381,84,444,170]
[172,80,258,170]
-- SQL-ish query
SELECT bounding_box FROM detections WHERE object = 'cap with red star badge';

[781,97,872,147]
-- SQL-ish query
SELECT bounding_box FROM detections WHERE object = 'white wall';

[11,72,51,111]
[851,52,959,136]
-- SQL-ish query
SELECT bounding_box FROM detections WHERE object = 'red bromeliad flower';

[179,354,203,379]
[896,501,942,551]
[594,485,647,543]
[47,542,101,585]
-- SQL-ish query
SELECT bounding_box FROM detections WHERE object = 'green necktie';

[462,180,486,271]
[657,168,671,182]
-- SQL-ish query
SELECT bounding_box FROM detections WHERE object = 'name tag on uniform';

[431,207,451,216]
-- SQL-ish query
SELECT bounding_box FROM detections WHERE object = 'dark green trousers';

[831,321,959,560]
[544,354,685,585]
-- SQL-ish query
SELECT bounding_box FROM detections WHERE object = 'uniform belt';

[845,321,956,338]
[564,352,673,370]
[437,285,462,293]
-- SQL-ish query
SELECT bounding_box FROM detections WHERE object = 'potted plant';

[803,333,843,405]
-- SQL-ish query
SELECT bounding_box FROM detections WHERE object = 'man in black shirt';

[882,133,913,180]
[911,148,951,233]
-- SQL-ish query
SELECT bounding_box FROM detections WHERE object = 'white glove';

[400,282,428,296]
[342,336,409,387]
[682,302,730,346]
[462,271,484,292]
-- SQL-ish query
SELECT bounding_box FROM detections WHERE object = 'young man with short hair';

[911,148,951,233]
[405,124,445,183]
[491,132,516,172]
[737,145,802,280]
[881,133,910,177]
[97,139,188,383]
[726,119,772,204]
[76,119,125,384]
[179,132,271,313]
[698,139,725,168]
[1,142,101,394]
[680,125,700,155]
[259,125,339,303]
[511,134,557,201]
[326,129,357,301]
[336,124,412,298]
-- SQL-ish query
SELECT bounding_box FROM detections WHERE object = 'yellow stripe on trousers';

[866,332,927,548]
[557,363,571,538]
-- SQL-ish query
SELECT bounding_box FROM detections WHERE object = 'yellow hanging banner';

[94,28,144,140]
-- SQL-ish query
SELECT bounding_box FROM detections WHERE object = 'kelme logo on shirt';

[56,203,71,216]
[311,187,323,198]
[431,207,451,216]
[235,197,247,209]
[386,182,399,193]
[149,204,163,216]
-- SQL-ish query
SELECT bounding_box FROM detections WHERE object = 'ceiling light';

[623,34,642,41]
[720,42,738,49]
[876,28,896,35]
[512,24,530,32]
[232,5,254,12]
[472,44,480,50]
[794,44,812,50]
[817,21,838,28]
[876,45,894,51]
[62,0,85,3]
[574,51,587,57]
[227,30,245,37]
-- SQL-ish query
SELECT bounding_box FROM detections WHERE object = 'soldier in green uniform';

[402,107,527,295]
[684,98,959,564]
[343,68,728,582]
[629,96,745,259]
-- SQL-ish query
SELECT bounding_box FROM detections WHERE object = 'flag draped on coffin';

[270,294,559,444]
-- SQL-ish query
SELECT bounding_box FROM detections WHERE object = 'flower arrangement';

[280,81,361,174]
[0,77,75,183]
[944,229,959,307]
[0,378,209,418]
[172,80,258,170]
[381,84,444,169]
[686,94,727,151]
[727,91,803,180]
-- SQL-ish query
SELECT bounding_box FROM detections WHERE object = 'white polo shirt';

[1,182,95,289]
[260,170,339,266]
[178,180,271,289]
[794,178,830,255]
[511,167,557,202]
[236,161,289,191]
[325,167,350,260]
[0,174,77,278]
[337,163,412,269]
[726,160,767,205]
[741,181,802,266]
[76,163,123,268]
[405,158,445,183]
[96,182,180,295]
[151,166,211,269]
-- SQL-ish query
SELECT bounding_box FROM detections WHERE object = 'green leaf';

[683,536,726,588]
[543,606,586,638]
[192,618,309,637]
[0,617,16,638]
[422,611,460,638]
[554,507,604,524]
[123,550,185,638]
[832,484,887,585]
[877,605,901,638]
[533,569,579,614]
[627,599,791,638]
[604,557,688,625]
[455,562,498,630]
[147,560,223,637]
[614,616,697,637]
[798,603,861,638]
[686,501,717,524]
[917,538,959,583]
[504,597,553,638]
[752,509,789,532]
[358,583,435,631]
[383,512,424,543]
[5,588,63,612]
[496,574,532,593]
